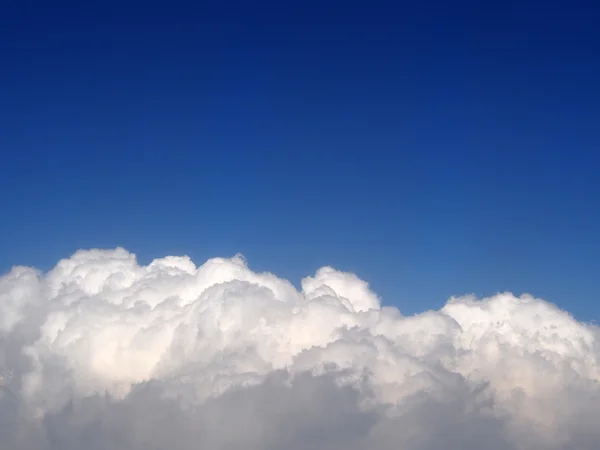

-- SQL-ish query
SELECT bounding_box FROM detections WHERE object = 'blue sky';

[1,1,598,318]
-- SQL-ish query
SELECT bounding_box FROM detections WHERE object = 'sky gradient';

[1,1,599,318]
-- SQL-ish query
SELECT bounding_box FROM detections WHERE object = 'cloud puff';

[1,247,599,449]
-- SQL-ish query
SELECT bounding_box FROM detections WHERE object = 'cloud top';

[1,248,599,449]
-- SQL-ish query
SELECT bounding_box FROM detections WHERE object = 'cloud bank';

[1,247,599,449]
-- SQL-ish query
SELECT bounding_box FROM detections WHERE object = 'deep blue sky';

[1,1,599,317]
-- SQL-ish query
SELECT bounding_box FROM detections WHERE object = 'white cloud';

[0,247,599,449]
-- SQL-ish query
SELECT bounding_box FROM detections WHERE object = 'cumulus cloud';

[0,247,599,449]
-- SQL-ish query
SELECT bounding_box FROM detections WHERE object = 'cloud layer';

[1,248,599,449]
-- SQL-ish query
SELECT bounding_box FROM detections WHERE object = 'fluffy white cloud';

[0,247,599,449]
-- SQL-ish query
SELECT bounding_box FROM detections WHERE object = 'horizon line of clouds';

[1,246,599,450]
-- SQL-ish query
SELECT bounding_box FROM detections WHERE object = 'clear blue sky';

[1,1,598,318]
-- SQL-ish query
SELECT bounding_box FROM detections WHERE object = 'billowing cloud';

[0,247,599,449]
